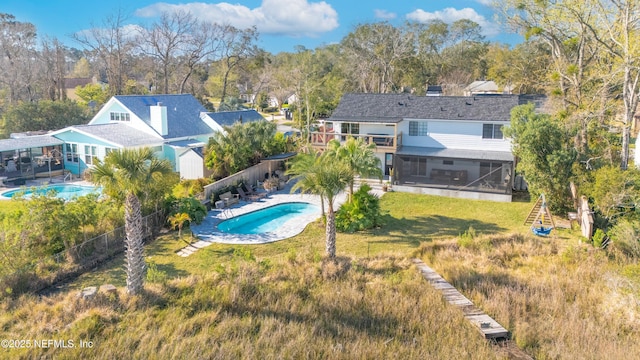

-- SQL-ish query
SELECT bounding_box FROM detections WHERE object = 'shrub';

[592,228,606,248]
[608,219,640,260]
[336,184,383,232]
[168,197,207,225]
[172,178,212,199]
[146,260,168,284]
[457,226,476,248]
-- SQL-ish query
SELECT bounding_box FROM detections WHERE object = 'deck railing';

[309,132,402,151]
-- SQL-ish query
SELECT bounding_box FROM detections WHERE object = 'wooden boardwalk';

[412,258,509,340]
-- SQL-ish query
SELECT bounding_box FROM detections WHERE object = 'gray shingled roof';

[0,135,63,152]
[205,109,265,127]
[114,94,213,139]
[69,123,164,147]
[328,93,524,123]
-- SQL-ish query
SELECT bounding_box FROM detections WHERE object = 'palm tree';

[315,156,351,259]
[90,148,173,295]
[288,150,350,258]
[287,149,326,216]
[168,212,191,243]
[326,137,382,202]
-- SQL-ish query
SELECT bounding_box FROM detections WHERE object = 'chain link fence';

[0,210,165,297]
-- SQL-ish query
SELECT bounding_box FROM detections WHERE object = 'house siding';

[163,146,178,172]
[89,99,159,137]
[398,119,511,152]
[179,150,206,179]
[54,132,117,175]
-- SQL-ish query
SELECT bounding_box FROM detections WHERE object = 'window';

[65,143,78,163]
[482,124,503,139]
[340,123,359,141]
[84,145,97,165]
[340,123,359,134]
[110,112,130,121]
[443,160,454,165]
[105,147,116,156]
[409,121,428,136]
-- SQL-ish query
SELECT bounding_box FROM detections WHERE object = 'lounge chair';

[237,187,258,201]
[245,184,267,199]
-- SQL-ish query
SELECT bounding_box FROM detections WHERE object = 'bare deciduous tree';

[40,37,67,101]
[72,9,136,96]
[0,13,38,104]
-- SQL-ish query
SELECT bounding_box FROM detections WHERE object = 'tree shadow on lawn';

[367,214,507,247]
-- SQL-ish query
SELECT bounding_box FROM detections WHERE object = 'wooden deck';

[413,258,509,340]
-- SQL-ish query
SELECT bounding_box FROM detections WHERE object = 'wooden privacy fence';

[0,210,165,296]
[203,159,289,201]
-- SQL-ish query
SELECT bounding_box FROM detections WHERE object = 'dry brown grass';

[0,254,501,359]
[417,233,640,359]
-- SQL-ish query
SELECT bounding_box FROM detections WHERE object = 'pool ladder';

[222,208,234,218]
[215,201,234,219]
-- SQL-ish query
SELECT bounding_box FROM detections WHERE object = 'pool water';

[217,202,320,235]
[1,184,100,201]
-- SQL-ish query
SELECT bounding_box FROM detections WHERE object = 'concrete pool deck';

[177,189,348,257]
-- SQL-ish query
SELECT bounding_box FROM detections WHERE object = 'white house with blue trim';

[46,94,265,180]
[0,94,266,183]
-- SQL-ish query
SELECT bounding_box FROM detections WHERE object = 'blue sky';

[3,0,521,53]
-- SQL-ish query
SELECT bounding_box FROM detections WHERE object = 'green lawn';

[71,192,537,290]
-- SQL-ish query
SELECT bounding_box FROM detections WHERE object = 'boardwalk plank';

[413,258,509,340]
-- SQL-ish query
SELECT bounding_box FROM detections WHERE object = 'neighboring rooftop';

[464,81,499,96]
[328,93,525,123]
[0,135,63,152]
[114,94,212,139]
[65,123,164,147]
[205,109,265,127]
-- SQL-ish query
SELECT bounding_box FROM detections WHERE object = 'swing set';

[526,194,555,236]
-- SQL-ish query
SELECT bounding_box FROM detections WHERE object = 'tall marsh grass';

[417,233,640,359]
[0,254,499,359]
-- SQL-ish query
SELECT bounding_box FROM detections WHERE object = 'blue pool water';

[1,184,100,201]
[217,202,320,235]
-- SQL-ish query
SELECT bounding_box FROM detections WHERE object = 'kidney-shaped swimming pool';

[217,202,320,235]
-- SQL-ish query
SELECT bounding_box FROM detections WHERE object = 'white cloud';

[475,0,494,5]
[135,0,339,37]
[73,24,143,42]
[374,9,397,20]
[406,7,500,37]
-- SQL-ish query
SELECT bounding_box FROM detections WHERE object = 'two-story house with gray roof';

[311,93,529,201]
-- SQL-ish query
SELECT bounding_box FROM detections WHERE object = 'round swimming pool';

[217,202,320,235]
[1,184,100,201]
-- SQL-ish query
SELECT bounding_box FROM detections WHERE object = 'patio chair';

[219,191,239,207]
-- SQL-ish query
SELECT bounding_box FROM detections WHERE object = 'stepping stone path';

[176,241,213,257]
